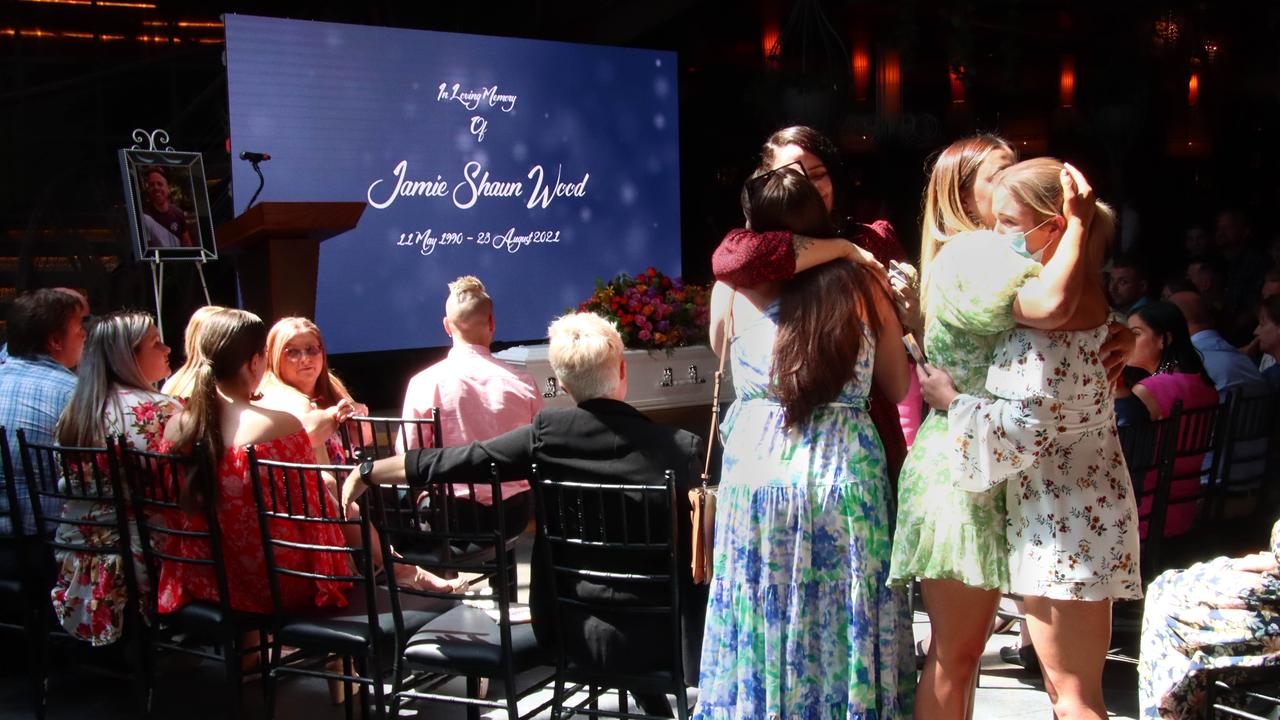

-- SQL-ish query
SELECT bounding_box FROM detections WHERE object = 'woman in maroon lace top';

[711,126,912,478]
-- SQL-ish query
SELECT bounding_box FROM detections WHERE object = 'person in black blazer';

[342,312,704,716]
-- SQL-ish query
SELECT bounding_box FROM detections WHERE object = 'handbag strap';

[700,291,734,483]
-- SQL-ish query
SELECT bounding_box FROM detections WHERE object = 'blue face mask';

[1006,216,1056,262]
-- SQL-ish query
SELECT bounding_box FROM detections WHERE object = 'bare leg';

[1023,595,1111,720]
[914,579,1001,720]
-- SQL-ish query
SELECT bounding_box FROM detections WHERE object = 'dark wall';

[5,0,1279,407]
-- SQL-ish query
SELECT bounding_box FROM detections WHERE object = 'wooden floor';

[0,531,1151,720]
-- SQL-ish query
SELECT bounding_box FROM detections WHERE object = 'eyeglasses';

[744,160,808,195]
[283,345,323,362]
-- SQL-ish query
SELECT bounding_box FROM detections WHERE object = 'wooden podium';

[216,202,365,323]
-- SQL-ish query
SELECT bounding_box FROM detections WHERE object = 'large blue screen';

[224,15,681,354]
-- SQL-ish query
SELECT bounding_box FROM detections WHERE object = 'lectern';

[216,202,365,323]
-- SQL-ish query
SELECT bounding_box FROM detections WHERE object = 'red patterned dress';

[156,430,350,614]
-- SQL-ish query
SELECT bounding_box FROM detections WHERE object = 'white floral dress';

[50,387,180,645]
[949,328,1143,601]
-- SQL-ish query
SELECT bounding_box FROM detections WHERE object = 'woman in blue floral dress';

[696,165,913,719]
[1139,519,1280,719]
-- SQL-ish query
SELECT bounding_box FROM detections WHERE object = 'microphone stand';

[246,159,266,208]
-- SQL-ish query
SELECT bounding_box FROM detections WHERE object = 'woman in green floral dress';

[888,139,1107,720]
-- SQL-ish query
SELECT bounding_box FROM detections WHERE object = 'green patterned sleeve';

[926,230,1041,336]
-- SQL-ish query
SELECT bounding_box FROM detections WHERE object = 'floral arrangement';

[576,267,711,350]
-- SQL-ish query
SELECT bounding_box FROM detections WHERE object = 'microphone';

[239,150,271,163]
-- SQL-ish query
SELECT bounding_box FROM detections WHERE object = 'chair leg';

[129,621,154,717]
[355,657,371,720]
[550,669,566,720]
[506,544,519,602]
[675,683,691,720]
[466,676,481,720]
[264,639,280,720]
[221,638,243,719]
[28,605,48,720]
[617,688,627,716]
[343,656,355,720]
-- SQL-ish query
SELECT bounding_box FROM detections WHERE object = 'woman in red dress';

[156,308,350,615]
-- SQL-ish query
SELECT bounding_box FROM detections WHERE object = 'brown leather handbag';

[690,295,731,585]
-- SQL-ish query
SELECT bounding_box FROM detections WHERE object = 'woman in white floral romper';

[921,159,1141,720]
[51,311,177,645]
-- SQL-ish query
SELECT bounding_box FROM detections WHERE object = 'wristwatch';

[358,459,376,487]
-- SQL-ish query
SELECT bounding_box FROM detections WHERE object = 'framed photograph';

[119,149,218,262]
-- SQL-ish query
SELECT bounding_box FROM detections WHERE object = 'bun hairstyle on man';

[445,275,494,343]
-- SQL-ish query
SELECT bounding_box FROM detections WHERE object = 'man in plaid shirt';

[0,288,89,535]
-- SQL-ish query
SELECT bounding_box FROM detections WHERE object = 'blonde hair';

[261,317,352,407]
[162,305,226,399]
[445,275,493,342]
[547,312,623,402]
[57,311,159,446]
[919,134,1015,311]
[995,157,1116,268]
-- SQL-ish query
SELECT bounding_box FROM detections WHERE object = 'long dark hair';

[1132,301,1213,387]
[759,125,845,227]
[171,308,267,510]
[743,167,883,429]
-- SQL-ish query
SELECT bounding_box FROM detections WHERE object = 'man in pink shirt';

[399,275,543,538]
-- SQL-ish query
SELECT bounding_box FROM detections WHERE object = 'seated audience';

[161,304,226,399]
[345,312,704,717]
[1215,209,1270,345]
[1127,302,1219,538]
[1186,256,1227,326]
[255,316,451,592]
[398,276,542,541]
[256,317,367,465]
[1259,274,1279,374]
[1160,277,1197,301]
[0,288,89,534]
[1139,519,1280,719]
[50,312,178,645]
[1167,291,1268,398]
[1256,295,1280,390]
[1263,268,1280,302]
[1108,254,1151,317]
[1115,366,1152,428]
[157,309,350,615]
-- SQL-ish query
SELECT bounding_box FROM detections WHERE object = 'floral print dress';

[156,429,350,615]
[888,230,1041,591]
[51,387,180,646]
[1139,519,1280,718]
[948,326,1143,601]
[695,300,915,720]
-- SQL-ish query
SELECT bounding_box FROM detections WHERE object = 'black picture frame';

[119,148,218,262]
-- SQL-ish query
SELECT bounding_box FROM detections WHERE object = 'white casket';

[494,343,733,412]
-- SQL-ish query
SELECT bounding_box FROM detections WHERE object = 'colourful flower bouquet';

[576,267,711,350]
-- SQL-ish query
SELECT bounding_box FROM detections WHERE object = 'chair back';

[245,450,374,633]
[119,442,229,620]
[0,430,24,538]
[1214,387,1280,513]
[18,430,133,555]
[530,464,684,685]
[340,412,442,462]
[369,462,513,636]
